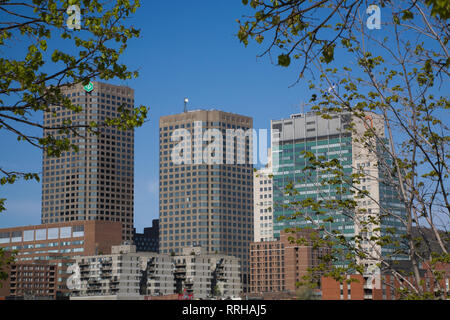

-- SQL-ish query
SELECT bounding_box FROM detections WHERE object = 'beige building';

[71,243,174,300]
[174,246,241,299]
[70,244,242,300]
[41,81,135,241]
[253,149,274,242]
[159,109,254,289]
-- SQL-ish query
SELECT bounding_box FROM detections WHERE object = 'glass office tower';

[271,112,407,267]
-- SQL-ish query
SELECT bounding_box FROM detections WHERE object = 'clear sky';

[0,1,311,231]
[1,1,447,232]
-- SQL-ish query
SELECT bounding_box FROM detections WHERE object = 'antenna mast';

[184,98,189,113]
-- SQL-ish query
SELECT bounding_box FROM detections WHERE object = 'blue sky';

[0,1,448,231]
[0,1,311,231]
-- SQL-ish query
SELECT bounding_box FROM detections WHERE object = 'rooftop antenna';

[184,97,189,113]
[301,101,306,114]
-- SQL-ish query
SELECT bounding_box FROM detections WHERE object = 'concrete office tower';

[41,81,135,241]
[253,149,275,242]
[271,112,407,267]
[159,109,254,289]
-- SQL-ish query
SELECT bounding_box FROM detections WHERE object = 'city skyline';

[0,1,309,231]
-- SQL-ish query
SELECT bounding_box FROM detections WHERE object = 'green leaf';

[278,54,291,67]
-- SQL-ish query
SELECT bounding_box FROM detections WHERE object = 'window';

[60,227,71,238]
[35,229,46,241]
[0,232,10,244]
[72,225,84,237]
[23,230,34,242]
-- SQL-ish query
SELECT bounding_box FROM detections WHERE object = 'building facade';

[41,81,135,241]
[133,219,159,253]
[70,244,242,300]
[159,109,254,289]
[271,112,407,268]
[249,230,328,295]
[321,266,450,300]
[173,246,241,299]
[253,149,274,242]
[71,244,174,299]
[7,262,57,300]
[0,220,122,297]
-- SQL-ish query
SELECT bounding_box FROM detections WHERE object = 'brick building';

[0,220,122,298]
[8,262,58,299]
[321,262,450,300]
[249,229,328,295]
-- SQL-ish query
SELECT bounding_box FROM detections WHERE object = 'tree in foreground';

[0,0,147,279]
[239,0,449,299]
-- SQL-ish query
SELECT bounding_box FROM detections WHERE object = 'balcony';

[175,260,186,267]
[101,266,112,272]
[88,279,100,285]
[216,275,227,282]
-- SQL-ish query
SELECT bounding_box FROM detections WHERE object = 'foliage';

[0,0,148,290]
[239,0,449,299]
[0,0,148,213]
[0,249,16,287]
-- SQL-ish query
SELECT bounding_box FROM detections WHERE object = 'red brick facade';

[250,230,328,295]
[321,262,450,300]
[0,221,122,298]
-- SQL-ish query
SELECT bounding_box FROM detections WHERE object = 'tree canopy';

[0,0,148,279]
[238,0,449,299]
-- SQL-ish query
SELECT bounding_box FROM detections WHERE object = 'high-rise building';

[253,149,274,242]
[133,219,159,253]
[158,109,254,289]
[41,81,135,241]
[271,112,407,267]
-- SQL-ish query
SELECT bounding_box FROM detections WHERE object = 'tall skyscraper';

[159,109,254,288]
[41,81,135,241]
[271,112,407,267]
[253,148,275,242]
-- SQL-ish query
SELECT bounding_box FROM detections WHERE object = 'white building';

[174,247,241,299]
[70,244,175,300]
[70,244,241,300]
[253,149,275,242]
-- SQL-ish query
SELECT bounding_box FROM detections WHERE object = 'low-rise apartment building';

[174,246,241,299]
[70,244,242,300]
[71,243,174,299]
